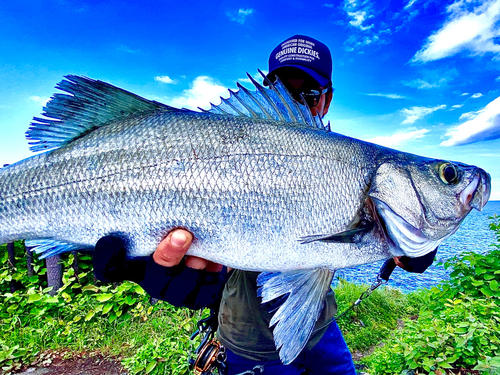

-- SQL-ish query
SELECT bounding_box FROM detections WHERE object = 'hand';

[153,229,223,272]
[393,248,438,274]
[393,256,405,269]
[93,229,229,309]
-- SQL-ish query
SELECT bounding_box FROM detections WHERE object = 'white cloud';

[461,92,470,96]
[367,128,429,147]
[403,79,439,89]
[169,76,228,110]
[30,96,50,106]
[459,111,477,121]
[401,104,447,124]
[451,104,464,109]
[404,0,418,10]
[116,44,140,54]
[412,0,500,63]
[226,8,254,24]
[154,75,177,84]
[366,93,406,99]
[348,11,373,30]
[471,92,483,98]
[441,95,500,146]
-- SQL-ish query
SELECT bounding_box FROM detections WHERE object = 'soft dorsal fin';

[26,75,175,152]
[203,70,330,131]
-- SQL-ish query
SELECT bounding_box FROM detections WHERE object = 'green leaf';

[45,297,59,303]
[145,361,157,374]
[134,285,146,295]
[82,285,100,293]
[480,287,493,297]
[85,310,95,321]
[96,294,114,302]
[108,313,117,323]
[439,361,453,369]
[125,296,137,305]
[28,294,43,303]
[490,280,499,291]
[476,268,487,275]
[103,303,113,314]
[456,337,467,347]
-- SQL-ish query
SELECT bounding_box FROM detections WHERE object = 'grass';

[334,278,428,353]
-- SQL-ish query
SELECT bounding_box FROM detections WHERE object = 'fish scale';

[0,74,490,364]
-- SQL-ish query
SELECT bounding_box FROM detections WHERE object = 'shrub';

[364,215,500,375]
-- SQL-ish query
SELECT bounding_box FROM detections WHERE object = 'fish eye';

[439,163,460,185]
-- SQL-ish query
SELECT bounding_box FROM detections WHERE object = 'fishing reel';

[190,338,227,374]
[189,311,227,375]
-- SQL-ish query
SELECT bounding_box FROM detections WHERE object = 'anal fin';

[257,269,334,365]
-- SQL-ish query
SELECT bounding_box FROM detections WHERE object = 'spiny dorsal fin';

[26,75,174,152]
[207,70,329,130]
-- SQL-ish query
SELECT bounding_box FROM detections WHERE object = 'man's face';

[272,68,333,118]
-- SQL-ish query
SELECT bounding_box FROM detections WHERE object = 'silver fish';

[0,73,491,363]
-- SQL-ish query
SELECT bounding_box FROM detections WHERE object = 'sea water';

[334,200,500,292]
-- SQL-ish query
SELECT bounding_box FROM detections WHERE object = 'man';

[94,35,435,375]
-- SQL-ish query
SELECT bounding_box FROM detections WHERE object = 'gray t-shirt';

[217,270,337,361]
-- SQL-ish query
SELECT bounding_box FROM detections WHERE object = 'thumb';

[153,229,193,267]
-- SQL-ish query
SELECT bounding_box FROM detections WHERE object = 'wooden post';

[25,242,35,277]
[46,255,63,296]
[7,242,16,293]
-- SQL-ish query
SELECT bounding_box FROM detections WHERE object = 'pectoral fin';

[257,269,334,365]
[298,220,374,244]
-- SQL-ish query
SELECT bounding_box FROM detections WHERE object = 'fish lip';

[460,169,491,212]
[370,197,442,258]
[460,174,480,210]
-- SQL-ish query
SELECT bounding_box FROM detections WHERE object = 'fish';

[0,72,491,364]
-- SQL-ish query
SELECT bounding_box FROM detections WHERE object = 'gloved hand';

[394,248,438,273]
[93,230,229,310]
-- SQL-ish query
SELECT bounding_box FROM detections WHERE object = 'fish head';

[368,158,491,258]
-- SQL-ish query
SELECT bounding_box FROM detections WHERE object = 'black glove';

[93,235,228,310]
[399,248,438,273]
[379,248,438,281]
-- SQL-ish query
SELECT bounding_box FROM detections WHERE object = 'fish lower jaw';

[372,198,441,258]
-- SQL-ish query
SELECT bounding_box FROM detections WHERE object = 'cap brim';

[266,65,331,87]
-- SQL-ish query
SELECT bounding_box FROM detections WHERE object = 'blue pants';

[224,320,356,375]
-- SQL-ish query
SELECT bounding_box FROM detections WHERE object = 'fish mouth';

[462,170,491,211]
[371,197,444,258]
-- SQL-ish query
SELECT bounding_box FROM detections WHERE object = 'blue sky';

[1,0,499,200]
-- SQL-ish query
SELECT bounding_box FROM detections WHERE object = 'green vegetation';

[0,215,499,374]
[363,215,500,375]
[334,278,427,353]
[0,247,201,374]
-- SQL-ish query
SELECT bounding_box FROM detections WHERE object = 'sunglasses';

[281,81,331,108]
[299,87,330,107]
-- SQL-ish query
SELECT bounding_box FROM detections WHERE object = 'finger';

[393,256,405,269]
[185,256,209,270]
[205,261,223,273]
[153,229,193,267]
